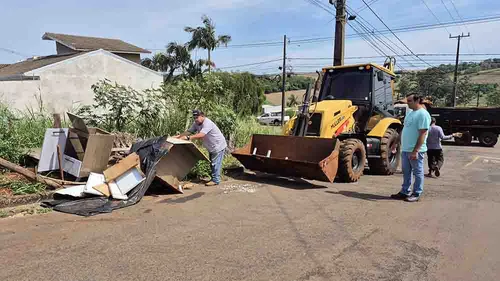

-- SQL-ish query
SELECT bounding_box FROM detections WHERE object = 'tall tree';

[396,74,417,100]
[165,42,191,79]
[184,15,232,72]
[455,76,475,106]
[141,42,193,81]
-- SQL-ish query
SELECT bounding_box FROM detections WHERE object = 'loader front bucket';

[231,134,340,182]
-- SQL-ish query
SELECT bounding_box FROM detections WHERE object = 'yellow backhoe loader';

[232,57,402,183]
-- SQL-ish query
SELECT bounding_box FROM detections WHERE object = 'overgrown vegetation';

[0,103,52,163]
[0,174,46,195]
[257,75,315,93]
[396,59,500,106]
[75,73,277,180]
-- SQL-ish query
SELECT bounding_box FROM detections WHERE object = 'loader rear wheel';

[368,128,401,175]
[337,139,366,183]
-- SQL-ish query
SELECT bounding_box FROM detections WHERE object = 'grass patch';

[0,174,47,195]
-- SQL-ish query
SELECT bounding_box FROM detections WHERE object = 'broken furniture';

[38,128,69,173]
[155,137,209,193]
[63,113,115,178]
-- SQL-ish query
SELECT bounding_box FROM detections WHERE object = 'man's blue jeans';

[209,148,225,184]
[401,151,425,196]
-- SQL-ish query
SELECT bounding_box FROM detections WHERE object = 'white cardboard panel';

[83,173,105,196]
[55,185,86,197]
[109,180,128,200]
[62,155,82,177]
[38,129,69,172]
[114,168,145,194]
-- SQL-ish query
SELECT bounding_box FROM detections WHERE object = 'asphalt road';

[1,143,500,281]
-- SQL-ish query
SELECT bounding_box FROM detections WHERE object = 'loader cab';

[318,64,396,133]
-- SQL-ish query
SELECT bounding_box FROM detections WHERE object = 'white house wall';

[0,50,163,114]
[0,80,42,112]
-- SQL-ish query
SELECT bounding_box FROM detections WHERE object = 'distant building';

[0,33,162,113]
[42,32,151,64]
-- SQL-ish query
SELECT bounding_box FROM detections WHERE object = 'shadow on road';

[325,190,394,201]
[159,192,205,204]
[442,141,483,147]
[233,172,327,190]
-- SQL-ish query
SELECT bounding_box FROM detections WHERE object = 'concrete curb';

[0,191,55,209]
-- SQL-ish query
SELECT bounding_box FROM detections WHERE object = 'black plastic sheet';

[41,136,169,216]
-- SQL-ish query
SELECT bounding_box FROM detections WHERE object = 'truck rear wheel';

[454,132,472,146]
[479,132,498,147]
[368,128,401,175]
[337,139,366,182]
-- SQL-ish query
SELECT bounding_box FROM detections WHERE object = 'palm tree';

[165,42,191,79]
[141,53,169,72]
[184,15,232,72]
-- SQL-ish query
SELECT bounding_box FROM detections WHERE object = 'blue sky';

[1,0,499,73]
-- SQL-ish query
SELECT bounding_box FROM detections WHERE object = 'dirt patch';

[0,203,52,219]
[219,182,263,194]
[0,191,55,208]
[0,188,13,197]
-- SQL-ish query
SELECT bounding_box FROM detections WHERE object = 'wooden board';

[93,183,111,197]
[103,152,140,182]
[80,134,115,177]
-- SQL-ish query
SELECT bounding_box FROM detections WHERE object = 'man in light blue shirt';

[391,94,431,202]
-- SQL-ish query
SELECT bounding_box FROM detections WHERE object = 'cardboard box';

[64,113,115,178]
[155,138,209,193]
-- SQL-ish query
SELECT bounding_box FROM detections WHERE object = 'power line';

[344,3,417,67]
[355,0,380,13]
[0,47,32,58]
[439,0,473,53]
[203,14,500,51]
[303,0,398,68]
[421,0,451,35]
[215,58,282,69]
[360,0,434,68]
[449,0,476,53]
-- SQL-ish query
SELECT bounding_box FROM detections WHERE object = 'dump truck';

[428,106,500,147]
[232,57,403,183]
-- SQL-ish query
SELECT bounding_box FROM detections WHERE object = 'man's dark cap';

[192,109,204,117]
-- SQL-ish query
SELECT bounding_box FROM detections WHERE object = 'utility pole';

[330,0,346,66]
[450,32,470,107]
[281,35,287,126]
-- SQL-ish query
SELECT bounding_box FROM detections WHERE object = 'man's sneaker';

[205,181,219,186]
[390,192,409,200]
[405,193,421,202]
[434,168,440,177]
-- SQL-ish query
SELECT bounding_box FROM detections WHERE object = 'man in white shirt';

[175,110,227,186]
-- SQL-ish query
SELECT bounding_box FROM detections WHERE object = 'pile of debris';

[0,113,208,216]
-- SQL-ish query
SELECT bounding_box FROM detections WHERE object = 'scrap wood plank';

[93,183,111,197]
[103,152,140,182]
[0,157,62,190]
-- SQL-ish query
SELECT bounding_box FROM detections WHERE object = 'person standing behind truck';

[175,110,227,186]
[391,93,432,202]
[426,117,461,177]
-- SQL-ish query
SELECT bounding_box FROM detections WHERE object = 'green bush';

[0,104,52,163]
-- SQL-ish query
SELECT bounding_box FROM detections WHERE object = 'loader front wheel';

[337,139,366,182]
[368,128,401,175]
